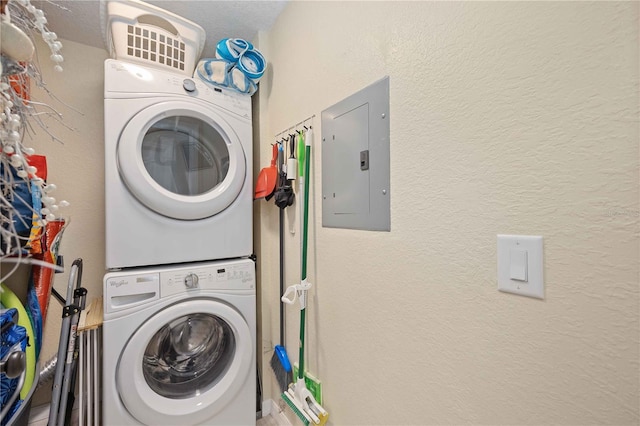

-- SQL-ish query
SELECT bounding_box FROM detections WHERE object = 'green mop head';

[282,379,328,425]
[282,391,310,426]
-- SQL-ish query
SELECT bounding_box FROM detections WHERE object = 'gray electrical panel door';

[321,76,390,231]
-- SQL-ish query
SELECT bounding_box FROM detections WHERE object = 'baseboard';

[261,399,292,425]
[261,398,274,416]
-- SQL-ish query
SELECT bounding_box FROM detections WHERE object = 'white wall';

[23,37,108,405]
[257,2,639,425]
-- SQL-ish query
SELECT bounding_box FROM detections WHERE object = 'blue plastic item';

[1,307,28,426]
[275,344,292,372]
[215,38,253,62]
[214,38,266,82]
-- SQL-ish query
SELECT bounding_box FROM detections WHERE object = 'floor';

[28,405,284,426]
[27,404,77,426]
[257,412,282,426]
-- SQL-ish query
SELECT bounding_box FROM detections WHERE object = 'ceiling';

[34,0,288,58]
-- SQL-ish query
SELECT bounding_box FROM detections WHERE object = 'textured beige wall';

[7,2,637,423]
[258,2,639,425]
[22,38,108,405]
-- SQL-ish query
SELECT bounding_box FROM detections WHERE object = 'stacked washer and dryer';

[101,2,256,425]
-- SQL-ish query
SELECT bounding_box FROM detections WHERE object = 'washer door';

[117,299,253,425]
[117,100,246,220]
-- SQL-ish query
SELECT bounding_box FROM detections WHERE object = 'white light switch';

[509,249,528,281]
[497,235,544,299]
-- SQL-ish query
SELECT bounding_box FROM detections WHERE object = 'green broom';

[281,127,328,425]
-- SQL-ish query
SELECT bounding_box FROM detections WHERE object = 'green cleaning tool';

[281,127,329,426]
[297,131,305,178]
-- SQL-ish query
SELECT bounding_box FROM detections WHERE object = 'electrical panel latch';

[360,150,369,170]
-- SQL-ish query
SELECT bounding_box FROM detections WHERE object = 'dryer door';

[116,299,253,425]
[117,101,246,220]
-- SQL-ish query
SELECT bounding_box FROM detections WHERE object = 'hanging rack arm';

[274,114,315,139]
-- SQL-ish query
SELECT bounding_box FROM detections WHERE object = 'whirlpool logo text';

[109,279,128,288]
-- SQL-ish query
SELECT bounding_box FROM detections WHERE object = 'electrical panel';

[321,76,390,231]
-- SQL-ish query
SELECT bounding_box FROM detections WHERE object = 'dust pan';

[255,144,278,199]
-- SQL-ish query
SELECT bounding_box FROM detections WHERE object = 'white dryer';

[102,258,256,425]
[104,59,253,269]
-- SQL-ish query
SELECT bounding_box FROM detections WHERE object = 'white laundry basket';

[103,0,205,76]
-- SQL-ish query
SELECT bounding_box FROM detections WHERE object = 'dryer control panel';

[104,59,251,120]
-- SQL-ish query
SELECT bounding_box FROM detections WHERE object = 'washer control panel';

[160,260,255,298]
[104,259,255,316]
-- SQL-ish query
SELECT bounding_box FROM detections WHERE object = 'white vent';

[126,24,186,72]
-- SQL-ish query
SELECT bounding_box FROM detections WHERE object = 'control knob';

[183,79,196,92]
[184,273,199,289]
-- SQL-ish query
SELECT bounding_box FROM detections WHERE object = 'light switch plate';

[497,235,544,299]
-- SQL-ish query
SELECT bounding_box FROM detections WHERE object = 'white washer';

[104,59,253,269]
[102,258,256,425]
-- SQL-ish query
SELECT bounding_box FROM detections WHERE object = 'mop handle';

[298,136,312,379]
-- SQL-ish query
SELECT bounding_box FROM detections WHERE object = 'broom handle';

[279,207,285,344]
[298,142,311,380]
[279,140,286,345]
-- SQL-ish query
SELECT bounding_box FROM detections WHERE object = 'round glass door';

[117,101,246,220]
[143,313,234,399]
[141,116,230,198]
[117,300,252,425]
